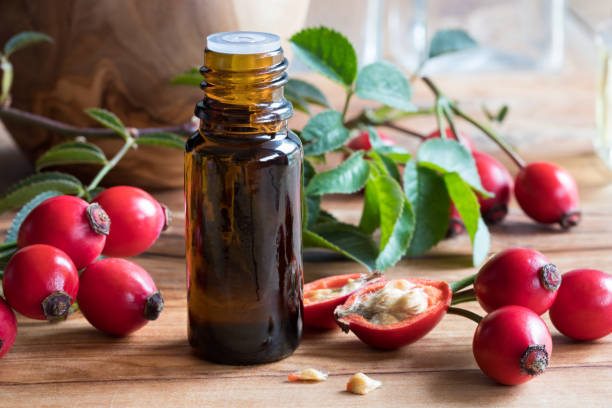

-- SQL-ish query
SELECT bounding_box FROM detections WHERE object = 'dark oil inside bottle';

[184,37,303,364]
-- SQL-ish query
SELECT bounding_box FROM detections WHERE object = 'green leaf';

[404,161,450,256]
[428,29,477,59]
[483,104,509,123]
[301,110,350,156]
[85,108,129,140]
[443,172,490,266]
[364,127,411,164]
[303,158,316,186]
[136,132,185,150]
[368,151,402,184]
[376,197,415,271]
[286,90,310,114]
[316,210,338,224]
[0,172,83,215]
[35,141,107,171]
[359,178,380,234]
[170,67,201,87]
[355,61,416,111]
[380,149,412,165]
[305,195,321,229]
[285,78,329,115]
[304,223,378,270]
[3,31,52,57]
[371,174,404,250]
[290,27,358,87]
[417,138,489,195]
[5,191,62,242]
[306,152,369,195]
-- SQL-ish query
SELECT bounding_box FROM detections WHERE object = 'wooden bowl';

[0,0,310,190]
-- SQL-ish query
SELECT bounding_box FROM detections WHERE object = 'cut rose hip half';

[304,272,382,329]
[334,278,451,349]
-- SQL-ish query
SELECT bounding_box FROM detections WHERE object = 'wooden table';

[2,69,612,407]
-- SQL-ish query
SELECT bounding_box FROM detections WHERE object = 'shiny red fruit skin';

[425,128,476,151]
[514,162,579,225]
[78,258,159,336]
[473,305,553,385]
[3,244,79,320]
[473,151,513,224]
[0,297,17,358]
[17,195,106,269]
[334,278,451,349]
[549,269,612,341]
[93,186,165,257]
[475,248,558,315]
[347,130,396,151]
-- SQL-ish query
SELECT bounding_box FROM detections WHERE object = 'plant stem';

[383,123,427,139]
[442,104,469,147]
[434,101,445,136]
[451,288,476,305]
[0,56,13,106]
[448,272,477,293]
[86,137,136,191]
[0,106,196,138]
[0,241,17,251]
[450,103,526,169]
[420,77,449,135]
[447,306,483,324]
[341,88,354,121]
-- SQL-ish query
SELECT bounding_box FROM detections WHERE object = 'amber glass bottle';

[185,32,303,365]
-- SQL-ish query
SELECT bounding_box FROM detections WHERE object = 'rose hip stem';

[447,306,483,323]
[421,77,467,148]
[451,288,476,306]
[421,76,527,170]
[448,272,478,293]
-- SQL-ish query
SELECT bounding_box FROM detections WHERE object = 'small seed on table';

[288,368,328,382]
[346,372,382,395]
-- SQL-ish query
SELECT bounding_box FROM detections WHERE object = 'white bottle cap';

[206,31,281,54]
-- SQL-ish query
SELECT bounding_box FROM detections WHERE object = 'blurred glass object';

[294,0,384,72]
[386,0,566,73]
[595,20,612,170]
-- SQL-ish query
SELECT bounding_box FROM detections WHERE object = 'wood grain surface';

[2,67,612,407]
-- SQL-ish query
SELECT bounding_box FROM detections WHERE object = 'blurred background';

[0,0,611,191]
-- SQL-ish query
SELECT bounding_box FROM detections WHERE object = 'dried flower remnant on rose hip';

[288,368,329,382]
[346,373,382,395]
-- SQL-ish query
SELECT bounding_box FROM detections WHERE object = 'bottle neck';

[194,48,292,140]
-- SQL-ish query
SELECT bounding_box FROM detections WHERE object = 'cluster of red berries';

[348,129,580,232]
[469,248,612,385]
[0,186,168,358]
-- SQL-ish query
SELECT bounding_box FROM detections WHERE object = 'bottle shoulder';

[186,129,302,164]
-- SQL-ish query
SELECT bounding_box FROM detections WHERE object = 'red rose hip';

[514,162,580,229]
[549,269,612,341]
[93,186,169,257]
[78,258,164,336]
[0,297,17,358]
[473,305,553,385]
[425,128,476,151]
[3,244,79,320]
[475,248,560,315]
[473,151,513,224]
[347,130,396,151]
[17,195,109,269]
